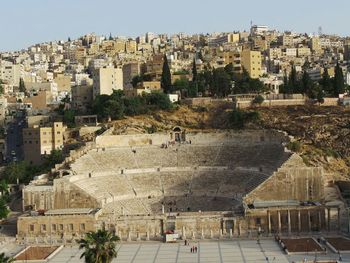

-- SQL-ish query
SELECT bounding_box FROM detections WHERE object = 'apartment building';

[92,67,123,98]
[23,122,65,165]
[123,62,143,88]
[71,85,93,112]
[0,61,20,86]
[53,74,71,92]
[223,51,242,73]
[241,50,262,79]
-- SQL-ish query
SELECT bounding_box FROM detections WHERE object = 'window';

[52,224,57,232]
[41,224,47,232]
[29,225,34,232]
[80,223,85,231]
[43,140,47,144]
[68,224,74,231]
[57,131,60,134]
[256,218,261,225]
[59,224,64,231]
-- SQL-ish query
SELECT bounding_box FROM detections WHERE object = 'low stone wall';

[236,99,306,109]
[96,130,287,148]
[182,97,233,107]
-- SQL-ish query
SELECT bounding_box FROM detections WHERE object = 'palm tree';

[0,253,14,263]
[78,228,120,263]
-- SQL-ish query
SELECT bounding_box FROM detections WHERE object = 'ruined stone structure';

[18,130,335,243]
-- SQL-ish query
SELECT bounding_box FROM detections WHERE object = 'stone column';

[238,222,241,237]
[267,210,271,236]
[201,228,204,240]
[219,229,223,239]
[229,228,233,238]
[210,229,213,239]
[287,210,291,235]
[318,210,322,231]
[127,231,131,242]
[182,226,186,240]
[146,231,150,241]
[327,208,331,232]
[298,210,301,234]
[277,210,281,233]
[308,211,312,232]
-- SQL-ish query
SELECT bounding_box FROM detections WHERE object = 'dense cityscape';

[0,19,350,263]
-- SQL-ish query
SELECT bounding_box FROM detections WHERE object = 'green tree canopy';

[192,59,198,83]
[0,197,9,220]
[78,228,120,263]
[0,252,14,263]
[161,55,172,94]
[333,63,345,96]
[320,67,333,96]
[19,78,25,93]
[0,80,3,95]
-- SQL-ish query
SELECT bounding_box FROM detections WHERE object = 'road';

[5,113,26,162]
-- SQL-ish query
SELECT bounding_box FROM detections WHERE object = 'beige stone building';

[241,50,262,78]
[23,122,65,165]
[53,74,71,92]
[92,67,123,99]
[17,208,101,242]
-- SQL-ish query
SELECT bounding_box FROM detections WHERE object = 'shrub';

[287,141,302,152]
[252,95,264,105]
[229,109,260,129]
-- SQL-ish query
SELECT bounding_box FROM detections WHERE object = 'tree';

[145,91,172,110]
[211,68,231,97]
[78,228,120,263]
[63,109,76,128]
[333,62,345,96]
[0,197,9,220]
[288,65,299,93]
[43,149,64,169]
[161,55,172,94]
[252,95,264,105]
[224,63,235,80]
[192,59,198,83]
[0,253,14,263]
[109,33,113,41]
[68,37,71,42]
[0,180,8,197]
[4,162,27,184]
[301,71,313,95]
[173,79,189,92]
[19,78,25,93]
[0,80,3,95]
[320,67,332,96]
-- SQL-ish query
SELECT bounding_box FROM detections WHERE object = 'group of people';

[184,239,198,253]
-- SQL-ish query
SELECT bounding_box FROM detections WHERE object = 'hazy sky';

[0,0,349,52]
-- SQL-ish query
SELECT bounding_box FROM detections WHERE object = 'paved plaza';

[47,239,350,263]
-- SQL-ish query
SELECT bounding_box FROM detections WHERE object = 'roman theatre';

[18,128,338,243]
